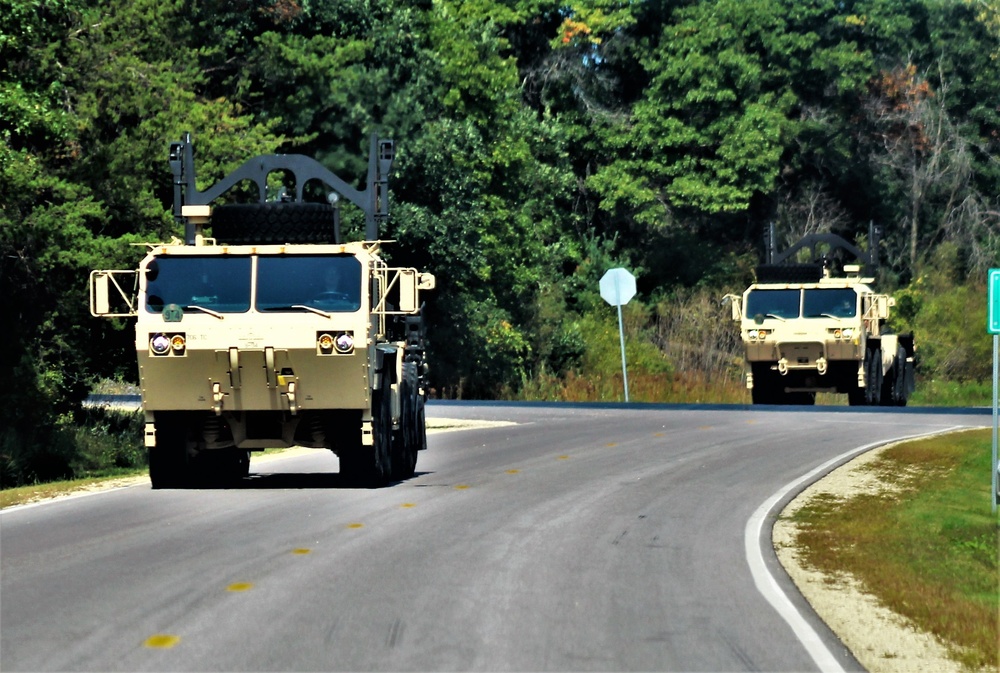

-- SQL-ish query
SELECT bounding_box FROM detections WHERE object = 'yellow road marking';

[347,522,364,529]
[143,634,180,649]
[557,455,570,460]
[505,469,520,474]
[454,484,470,490]
[291,548,311,555]
[226,582,253,592]
[400,502,417,508]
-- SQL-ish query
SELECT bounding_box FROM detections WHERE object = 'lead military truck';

[726,227,915,406]
[90,134,435,488]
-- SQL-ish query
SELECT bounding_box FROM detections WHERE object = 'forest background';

[2,0,998,485]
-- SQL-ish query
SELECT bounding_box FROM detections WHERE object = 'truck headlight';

[334,332,354,354]
[150,334,170,355]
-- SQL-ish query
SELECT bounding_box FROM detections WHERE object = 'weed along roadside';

[775,428,999,673]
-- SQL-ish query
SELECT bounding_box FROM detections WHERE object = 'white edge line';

[744,425,968,673]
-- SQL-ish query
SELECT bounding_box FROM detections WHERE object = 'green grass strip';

[791,428,999,670]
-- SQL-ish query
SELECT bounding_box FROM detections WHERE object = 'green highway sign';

[990,268,1000,335]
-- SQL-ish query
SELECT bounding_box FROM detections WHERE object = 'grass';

[789,428,999,670]
[0,469,149,509]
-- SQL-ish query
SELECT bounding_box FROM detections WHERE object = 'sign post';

[600,268,637,403]
[989,268,1000,513]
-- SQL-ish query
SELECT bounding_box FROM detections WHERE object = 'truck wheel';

[865,348,883,405]
[342,378,393,487]
[884,346,909,406]
[149,423,189,489]
[391,363,419,481]
[750,364,776,404]
[415,395,427,453]
[210,203,338,245]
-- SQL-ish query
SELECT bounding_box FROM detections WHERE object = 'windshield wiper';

[261,304,332,318]
[184,304,224,319]
[813,313,844,321]
[764,313,787,321]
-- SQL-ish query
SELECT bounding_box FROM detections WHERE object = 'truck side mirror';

[723,294,743,321]
[92,272,111,316]
[398,269,418,313]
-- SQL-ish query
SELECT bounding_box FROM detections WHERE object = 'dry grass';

[790,429,999,670]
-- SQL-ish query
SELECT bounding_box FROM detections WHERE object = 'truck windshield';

[145,256,251,313]
[256,255,362,313]
[745,289,800,320]
[802,288,857,318]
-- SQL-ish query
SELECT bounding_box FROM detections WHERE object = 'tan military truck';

[90,134,435,487]
[726,228,914,406]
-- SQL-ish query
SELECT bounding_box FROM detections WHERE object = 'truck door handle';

[229,347,241,389]
[265,347,276,388]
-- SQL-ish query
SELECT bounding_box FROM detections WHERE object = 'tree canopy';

[2,0,998,481]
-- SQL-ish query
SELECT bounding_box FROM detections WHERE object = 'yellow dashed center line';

[505,469,520,474]
[557,455,570,460]
[291,548,312,555]
[347,522,365,529]
[454,484,470,490]
[226,582,254,592]
[400,502,417,508]
[144,634,180,649]
[606,442,618,447]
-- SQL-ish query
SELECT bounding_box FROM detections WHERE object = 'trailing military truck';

[726,226,914,406]
[90,134,435,488]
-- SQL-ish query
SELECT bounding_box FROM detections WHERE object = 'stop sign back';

[600,268,636,306]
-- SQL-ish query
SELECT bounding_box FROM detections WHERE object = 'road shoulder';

[773,442,964,673]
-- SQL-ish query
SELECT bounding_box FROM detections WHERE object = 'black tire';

[879,347,906,406]
[210,203,337,245]
[341,374,393,487]
[149,422,189,489]
[865,348,883,405]
[750,363,776,405]
[391,363,419,481]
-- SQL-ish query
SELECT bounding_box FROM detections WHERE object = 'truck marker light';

[318,333,335,352]
[150,334,170,355]
[170,334,186,352]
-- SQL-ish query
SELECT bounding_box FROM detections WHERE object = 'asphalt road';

[1,403,988,672]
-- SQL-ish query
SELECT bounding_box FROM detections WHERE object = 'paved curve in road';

[1,403,987,672]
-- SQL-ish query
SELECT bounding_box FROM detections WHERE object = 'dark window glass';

[145,256,251,313]
[256,255,362,313]
[745,289,800,319]
[803,288,858,318]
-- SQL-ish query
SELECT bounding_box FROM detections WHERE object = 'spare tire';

[210,203,337,245]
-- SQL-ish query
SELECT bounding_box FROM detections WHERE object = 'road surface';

[1,403,986,671]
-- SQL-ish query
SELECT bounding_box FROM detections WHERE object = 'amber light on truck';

[747,329,769,340]
[832,328,855,340]
[150,333,186,356]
